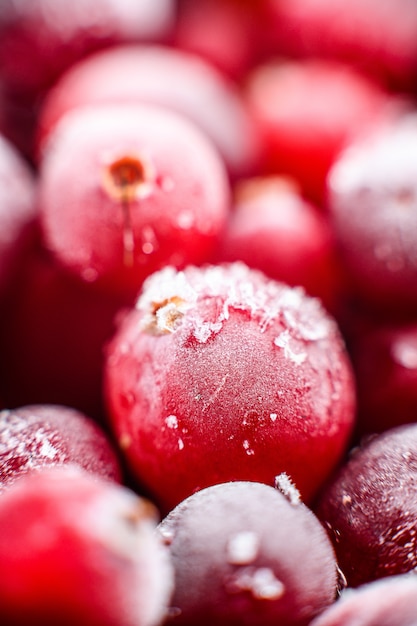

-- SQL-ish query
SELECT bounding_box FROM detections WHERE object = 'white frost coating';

[274,329,307,365]
[274,473,301,505]
[136,266,198,313]
[270,413,277,422]
[228,566,285,600]
[165,415,178,429]
[227,531,260,565]
[178,438,184,450]
[392,340,417,369]
[243,440,255,456]
[137,262,334,344]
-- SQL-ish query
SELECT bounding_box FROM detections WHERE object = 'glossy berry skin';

[159,481,339,626]
[0,466,173,626]
[316,423,417,587]
[310,574,417,626]
[104,262,356,513]
[245,59,398,203]
[0,404,122,490]
[327,112,417,315]
[39,102,230,299]
[36,44,260,178]
[216,176,341,313]
[0,132,37,306]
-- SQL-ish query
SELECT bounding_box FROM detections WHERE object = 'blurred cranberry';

[174,0,259,81]
[245,58,402,204]
[260,0,417,91]
[0,0,176,99]
[37,44,261,178]
[216,176,342,313]
[328,111,417,316]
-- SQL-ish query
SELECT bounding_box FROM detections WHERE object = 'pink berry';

[316,423,417,587]
[37,44,260,178]
[0,404,122,489]
[159,480,339,626]
[310,574,417,626]
[0,466,173,625]
[104,262,356,512]
[39,102,230,299]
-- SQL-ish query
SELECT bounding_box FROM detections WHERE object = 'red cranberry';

[0,404,122,489]
[216,176,342,313]
[37,44,260,178]
[104,262,356,513]
[327,111,417,315]
[39,102,230,299]
[0,466,173,625]
[316,423,417,587]
[159,480,339,626]
[245,58,400,203]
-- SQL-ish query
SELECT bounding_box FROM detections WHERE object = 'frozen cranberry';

[260,0,417,91]
[0,466,173,626]
[245,58,400,203]
[37,44,260,178]
[316,423,417,587]
[159,480,339,626]
[0,404,122,490]
[327,111,417,315]
[349,321,417,436]
[0,237,125,420]
[310,574,417,626]
[39,102,230,299]
[0,132,37,306]
[104,262,356,513]
[216,176,341,312]
[0,0,176,99]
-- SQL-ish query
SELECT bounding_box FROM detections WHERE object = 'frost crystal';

[274,473,301,505]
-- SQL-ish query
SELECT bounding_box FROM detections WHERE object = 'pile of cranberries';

[1,1,417,624]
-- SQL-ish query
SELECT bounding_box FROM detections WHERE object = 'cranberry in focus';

[104,262,356,513]
[159,480,339,626]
